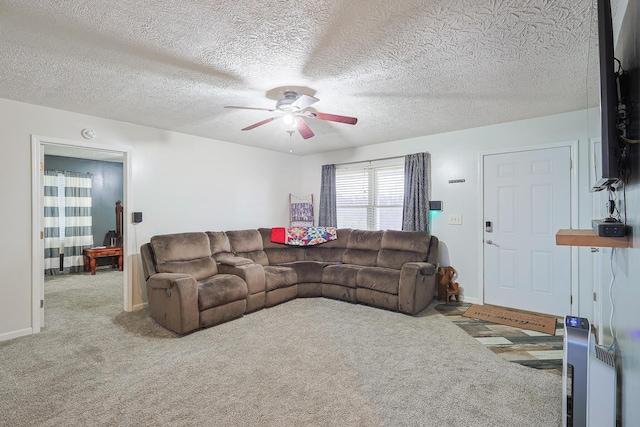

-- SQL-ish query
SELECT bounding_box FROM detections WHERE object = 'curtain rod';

[335,155,405,166]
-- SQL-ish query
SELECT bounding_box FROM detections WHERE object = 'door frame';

[30,135,133,334]
[590,137,605,343]
[477,140,579,314]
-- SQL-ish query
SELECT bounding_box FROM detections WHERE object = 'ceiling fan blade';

[309,112,358,125]
[241,117,277,131]
[292,94,319,110]
[296,118,315,139]
[225,106,276,112]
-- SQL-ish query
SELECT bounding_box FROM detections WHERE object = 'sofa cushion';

[265,247,305,265]
[197,274,248,310]
[227,229,269,266]
[321,264,363,288]
[280,261,324,283]
[357,288,398,311]
[298,282,322,298]
[206,231,235,261]
[227,229,263,252]
[151,232,211,263]
[304,228,351,263]
[322,283,357,302]
[151,232,217,280]
[258,228,305,264]
[343,230,383,266]
[346,229,383,250]
[237,250,269,266]
[376,230,430,269]
[263,266,298,291]
[265,285,298,307]
[356,267,401,295]
[157,258,219,282]
[342,230,383,266]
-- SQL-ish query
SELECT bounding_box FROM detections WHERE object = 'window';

[335,163,404,230]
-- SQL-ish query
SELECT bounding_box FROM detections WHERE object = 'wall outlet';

[449,214,462,225]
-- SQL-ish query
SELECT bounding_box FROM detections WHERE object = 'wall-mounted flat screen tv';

[592,0,621,192]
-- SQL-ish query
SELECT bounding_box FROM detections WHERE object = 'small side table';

[83,246,123,275]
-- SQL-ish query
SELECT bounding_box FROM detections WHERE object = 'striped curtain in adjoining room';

[63,172,94,274]
[44,170,61,276]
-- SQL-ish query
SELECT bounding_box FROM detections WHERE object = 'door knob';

[486,239,500,247]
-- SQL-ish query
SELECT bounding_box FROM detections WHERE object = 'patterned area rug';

[435,303,564,376]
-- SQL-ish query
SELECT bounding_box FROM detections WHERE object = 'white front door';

[483,147,572,316]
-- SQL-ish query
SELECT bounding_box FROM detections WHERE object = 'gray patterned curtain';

[318,164,337,227]
[402,152,430,232]
[44,170,60,275]
[62,172,94,273]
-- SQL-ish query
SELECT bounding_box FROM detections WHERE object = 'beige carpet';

[0,271,562,426]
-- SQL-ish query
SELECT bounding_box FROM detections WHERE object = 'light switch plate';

[449,214,462,225]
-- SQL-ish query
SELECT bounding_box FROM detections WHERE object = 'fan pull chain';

[287,129,294,153]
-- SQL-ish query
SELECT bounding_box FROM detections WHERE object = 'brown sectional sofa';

[141,228,439,334]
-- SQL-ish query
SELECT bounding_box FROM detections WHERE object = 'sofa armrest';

[218,263,266,295]
[148,272,194,289]
[402,262,437,275]
[414,262,436,276]
[146,273,199,334]
[218,256,254,267]
[398,262,437,315]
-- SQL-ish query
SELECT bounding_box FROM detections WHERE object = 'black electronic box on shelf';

[592,219,626,237]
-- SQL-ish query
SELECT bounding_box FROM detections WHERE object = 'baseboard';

[132,302,148,311]
[460,296,481,305]
[0,327,33,342]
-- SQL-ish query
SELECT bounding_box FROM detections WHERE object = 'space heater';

[563,316,617,427]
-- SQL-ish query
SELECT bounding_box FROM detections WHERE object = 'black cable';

[607,186,622,221]
[622,182,627,224]
[608,247,618,352]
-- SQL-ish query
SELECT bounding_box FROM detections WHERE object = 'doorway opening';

[31,135,133,334]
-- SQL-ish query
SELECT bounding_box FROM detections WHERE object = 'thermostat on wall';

[132,212,143,223]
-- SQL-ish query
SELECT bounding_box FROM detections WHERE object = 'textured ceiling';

[0,0,603,155]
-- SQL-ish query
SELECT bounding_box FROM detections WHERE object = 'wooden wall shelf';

[555,229,628,248]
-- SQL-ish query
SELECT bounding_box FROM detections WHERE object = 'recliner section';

[141,228,439,334]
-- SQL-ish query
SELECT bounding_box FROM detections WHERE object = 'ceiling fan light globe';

[283,113,294,125]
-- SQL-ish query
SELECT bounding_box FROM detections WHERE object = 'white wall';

[301,110,597,309]
[0,98,300,340]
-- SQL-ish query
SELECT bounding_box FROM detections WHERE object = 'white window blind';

[336,163,404,230]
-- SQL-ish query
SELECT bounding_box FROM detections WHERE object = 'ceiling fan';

[225,90,358,139]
